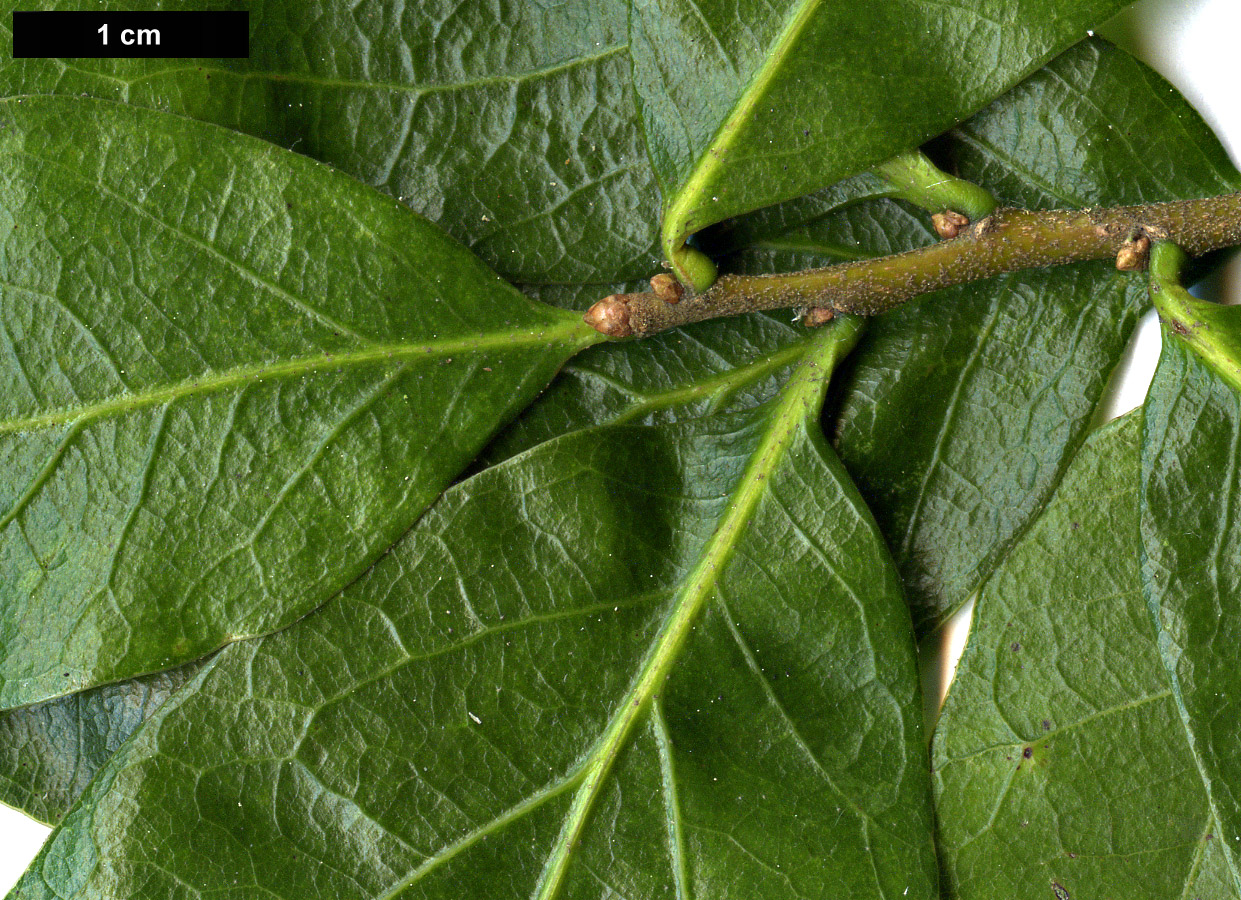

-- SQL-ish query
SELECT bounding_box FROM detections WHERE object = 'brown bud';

[584,295,634,337]
[803,307,835,328]
[932,210,970,240]
[1115,234,1151,271]
[649,273,684,304]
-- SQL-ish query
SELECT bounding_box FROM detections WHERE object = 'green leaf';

[0,660,204,825]
[833,38,1241,631]
[1139,308,1241,893]
[483,312,814,466]
[0,96,598,710]
[631,0,1133,284]
[500,39,1241,634]
[10,319,938,900]
[933,412,1237,898]
[0,0,661,284]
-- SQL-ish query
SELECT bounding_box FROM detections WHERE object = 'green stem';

[587,192,1241,338]
[1149,241,1241,393]
[872,149,997,221]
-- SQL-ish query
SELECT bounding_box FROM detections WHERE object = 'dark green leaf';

[0,660,204,825]
[631,0,1132,272]
[483,312,813,465]
[0,0,661,284]
[833,38,1241,631]
[933,413,1236,898]
[10,320,938,900]
[1139,316,1241,893]
[499,39,1241,635]
[0,96,598,709]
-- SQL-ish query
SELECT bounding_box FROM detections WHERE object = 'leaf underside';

[10,322,938,900]
[1140,322,1241,894]
[488,38,1241,635]
[832,38,1241,631]
[631,0,1132,254]
[0,95,595,710]
[934,412,1239,899]
[2,4,1241,899]
[0,659,204,825]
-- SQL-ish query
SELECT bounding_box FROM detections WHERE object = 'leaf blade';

[9,320,937,900]
[0,660,205,825]
[1140,318,1241,892]
[934,412,1238,898]
[832,37,1241,630]
[0,0,660,284]
[632,0,1134,271]
[0,95,598,709]
[499,39,1241,635]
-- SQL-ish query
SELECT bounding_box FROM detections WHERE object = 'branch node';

[803,307,836,327]
[584,294,634,338]
[590,193,1241,339]
[1116,234,1152,271]
[649,273,684,304]
[971,215,999,238]
[932,210,970,239]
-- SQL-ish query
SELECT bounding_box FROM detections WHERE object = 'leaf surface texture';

[0,660,204,825]
[0,0,660,284]
[631,0,1132,257]
[9,321,937,900]
[0,96,596,709]
[934,413,1239,898]
[832,38,1241,629]
[1139,313,1241,894]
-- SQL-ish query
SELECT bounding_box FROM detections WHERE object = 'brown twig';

[585,193,1241,338]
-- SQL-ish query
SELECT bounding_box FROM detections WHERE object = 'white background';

[2,0,1241,890]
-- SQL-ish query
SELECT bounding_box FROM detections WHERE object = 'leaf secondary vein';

[372,770,586,900]
[608,338,811,425]
[8,148,371,344]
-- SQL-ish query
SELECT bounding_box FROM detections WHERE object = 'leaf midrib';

[0,320,591,436]
[662,0,823,245]
[527,321,857,900]
[32,45,627,98]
